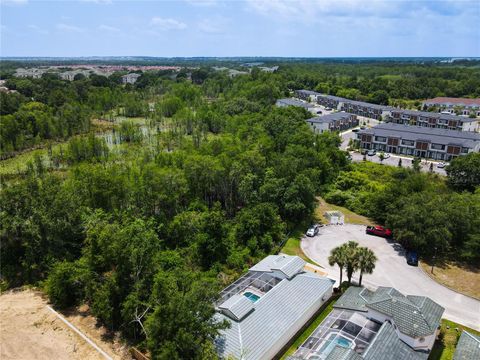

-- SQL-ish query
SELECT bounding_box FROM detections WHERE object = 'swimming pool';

[318,333,353,357]
[243,291,260,302]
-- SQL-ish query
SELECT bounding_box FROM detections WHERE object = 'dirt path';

[0,289,129,360]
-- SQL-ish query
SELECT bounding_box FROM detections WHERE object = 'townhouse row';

[294,90,480,132]
[357,123,480,161]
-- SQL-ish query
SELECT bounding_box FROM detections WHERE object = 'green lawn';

[280,297,338,359]
[429,319,480,360]
[281,237,312,263]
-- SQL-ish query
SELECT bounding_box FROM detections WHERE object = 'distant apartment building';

[315,93,393,120]
[357,123,480,161]
[423,97,480,116]
[307,112,358,133]
[121,73,142,84]
[294,89,320,102]
[276,98,322,115]
[388,109,479,132]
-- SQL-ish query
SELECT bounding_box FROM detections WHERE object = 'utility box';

[324,211,345,225]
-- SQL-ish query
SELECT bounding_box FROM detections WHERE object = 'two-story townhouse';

[357,123,480,161]
[306,112,359,133]
[387,109,479,132]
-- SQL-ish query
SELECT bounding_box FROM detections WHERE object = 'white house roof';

[218,294,255,321]
[216,271,333,360]
[249,254,306,279]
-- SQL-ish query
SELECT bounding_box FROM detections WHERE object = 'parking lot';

[301,224,480,330]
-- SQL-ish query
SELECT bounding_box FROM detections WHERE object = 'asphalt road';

[301,224,480,331]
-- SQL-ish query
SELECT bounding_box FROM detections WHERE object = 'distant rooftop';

[276,98,313,108]
[423,97,480,107]
[307,112,354,124]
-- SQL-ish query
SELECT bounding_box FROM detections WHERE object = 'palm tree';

[356,247,377,286]
[344,241,360,285]
[328,245,347,286]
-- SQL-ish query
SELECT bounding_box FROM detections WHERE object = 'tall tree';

[356,247,377,286]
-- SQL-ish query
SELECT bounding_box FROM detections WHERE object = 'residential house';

[289,286,444,360]
[215,255,333,360]
[423,97,480,116]
[387,109,479,132]
[453,331,480,360]
[306,112,359,133]
[357,123,480,161]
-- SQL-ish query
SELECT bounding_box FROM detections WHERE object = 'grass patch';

[419,261,480,300]
[280,297,338,359]
[315,197,373,226]
[281,237,312,264]
[429,319,480,360]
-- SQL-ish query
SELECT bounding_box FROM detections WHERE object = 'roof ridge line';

[463,330,480,344]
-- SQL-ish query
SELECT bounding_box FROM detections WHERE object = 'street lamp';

[431,246,438,274]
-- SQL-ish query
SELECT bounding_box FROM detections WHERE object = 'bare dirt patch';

[0,288,129,360]
[420,261,480,300]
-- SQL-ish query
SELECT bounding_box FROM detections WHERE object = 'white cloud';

[98,24,120,32]
[28,24,49,34]
[56,23,86,33]
[197,16,229,33]
[150,17,187,30]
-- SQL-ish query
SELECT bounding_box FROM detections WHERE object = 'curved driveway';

[301,224,480,331]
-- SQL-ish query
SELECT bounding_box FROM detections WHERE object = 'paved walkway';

[301,224,480,331]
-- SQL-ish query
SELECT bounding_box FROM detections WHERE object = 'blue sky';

[1,0,479,57]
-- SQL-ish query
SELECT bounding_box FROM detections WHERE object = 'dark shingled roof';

[453,331,480,360]
[362,322,428,360]
[335,287,444,338]
[326,346,363,360]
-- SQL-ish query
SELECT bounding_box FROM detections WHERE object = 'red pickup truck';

[366,226,392,239]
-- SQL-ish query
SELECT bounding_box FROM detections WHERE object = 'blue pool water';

[243,291,260,302]
[319,333,353,357]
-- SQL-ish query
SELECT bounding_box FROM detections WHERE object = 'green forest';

[1,61,480,359]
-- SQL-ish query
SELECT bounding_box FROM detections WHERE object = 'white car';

[382,153,390,159]
[437,162,447,168]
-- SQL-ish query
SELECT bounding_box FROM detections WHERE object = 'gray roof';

[218,294,255,321]
[249,254,306,278]
[453,331,480,360]
[335,287,444,338]
[390,109,474,123]
[307,112,354,124]
[216,272,332,360]
[276,98,313,108]
[334,286,369,312]
[362,322,428,360]
[296,89,320,96]
[358,123,480,148]
[326,346,363,360]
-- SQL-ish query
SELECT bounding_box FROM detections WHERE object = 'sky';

[0,0,479,57]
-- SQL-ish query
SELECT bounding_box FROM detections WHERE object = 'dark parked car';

[366,225,392,239]
[407,251,419,266]
[352,128,359,133]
